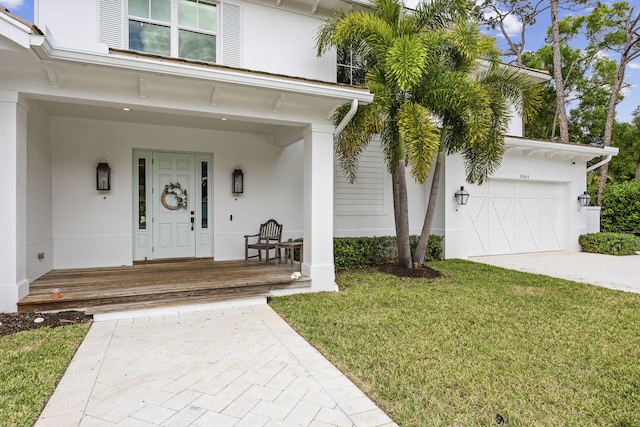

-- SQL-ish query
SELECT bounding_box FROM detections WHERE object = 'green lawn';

[0,325,90,427]
[270,260,640,426]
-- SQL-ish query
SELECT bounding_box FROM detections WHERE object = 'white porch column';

[302,124,337,292]
[0,91,29,312]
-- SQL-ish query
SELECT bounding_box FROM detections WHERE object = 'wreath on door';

[161,182,188,210]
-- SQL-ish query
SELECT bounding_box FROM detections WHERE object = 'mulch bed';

[0,311,93,337]
[378,263,442,279]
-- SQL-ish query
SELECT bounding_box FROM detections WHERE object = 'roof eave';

[505,136,619,162]
[30,41,374,104]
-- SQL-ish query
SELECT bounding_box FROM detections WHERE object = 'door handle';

[191,216,195,231]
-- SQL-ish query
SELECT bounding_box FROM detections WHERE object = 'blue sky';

[1,0,32,20]
[2,0,638,123]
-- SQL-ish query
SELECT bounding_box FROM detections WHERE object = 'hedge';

[579,232,640,256]
[601,181,640,235]
[334,235,443,269]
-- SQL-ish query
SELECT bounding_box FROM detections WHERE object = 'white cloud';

[482,7,523,38]
[501,14,523,37]
[0,0,25,8]
[628,62,640,70]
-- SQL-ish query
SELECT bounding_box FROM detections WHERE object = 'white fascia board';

[0,12,33,48]
[475,60,550,83]
[505,136,619,158]
[30,42,374,104]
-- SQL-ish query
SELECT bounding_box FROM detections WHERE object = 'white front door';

[153,152,196,259]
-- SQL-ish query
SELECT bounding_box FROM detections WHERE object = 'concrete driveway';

[470,251,640,294]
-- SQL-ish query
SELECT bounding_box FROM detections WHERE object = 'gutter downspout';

[586,155,613,173]
[333,99,358,138]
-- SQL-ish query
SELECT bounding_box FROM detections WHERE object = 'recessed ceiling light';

[221,117,227,121]
[123,107,130,111]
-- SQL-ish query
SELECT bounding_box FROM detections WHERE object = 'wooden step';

[19,260,310,313]
[86,290,272,315]
[19,279,311,313]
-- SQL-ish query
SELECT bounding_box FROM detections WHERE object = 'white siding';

[335,139,384,215]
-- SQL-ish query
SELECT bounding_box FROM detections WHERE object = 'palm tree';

[318,0,540,267]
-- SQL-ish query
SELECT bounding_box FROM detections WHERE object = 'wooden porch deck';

[18,259,310,314]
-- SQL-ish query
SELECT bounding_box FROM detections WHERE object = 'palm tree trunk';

[392,160,412,268]
[412,151,442,266]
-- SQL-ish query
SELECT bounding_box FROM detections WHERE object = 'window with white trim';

[128,0,218,62]
[337,44,366,86]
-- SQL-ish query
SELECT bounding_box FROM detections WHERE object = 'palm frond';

[415,0,476,31]
[398,102,441,183]
[385,34,428,90]
[476,66,542,125]
[333,103,380,183]
[316,9,349,56]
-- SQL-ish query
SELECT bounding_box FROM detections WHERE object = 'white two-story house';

[0,0,616,312]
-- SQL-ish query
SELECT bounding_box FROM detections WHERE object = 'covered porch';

[0,12,373,312]
[18,259,310,314]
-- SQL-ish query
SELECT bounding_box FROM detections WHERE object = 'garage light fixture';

[578,191,591,207]
[455,186,470,206]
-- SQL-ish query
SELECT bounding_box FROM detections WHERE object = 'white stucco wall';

[50,116,304,269]
[35,0,98,43]
[240,1,335,81]
[34,0,337,82]
[26,102,53,282]
[444,149,589,259]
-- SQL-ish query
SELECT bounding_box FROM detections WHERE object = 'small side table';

[276,241,303,267]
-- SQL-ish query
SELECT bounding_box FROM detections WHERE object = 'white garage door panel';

[467,180,564,256]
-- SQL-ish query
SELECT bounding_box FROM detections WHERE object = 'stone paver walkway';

[36,303,396,427]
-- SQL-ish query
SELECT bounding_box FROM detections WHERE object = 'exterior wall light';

[454,186,470,206]
[96,161,111,191]
[232,169,244,194]
[578,191,591,207]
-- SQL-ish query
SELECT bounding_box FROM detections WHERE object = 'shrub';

[601,181,640,234]
[334,235,443,268]
[579,232,640,256]
[410,234,444,262]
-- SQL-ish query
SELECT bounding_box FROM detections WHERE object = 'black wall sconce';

[96,161,111,191]
[454,186,470,206]
[232,169,244,194]
[578,191,591,207]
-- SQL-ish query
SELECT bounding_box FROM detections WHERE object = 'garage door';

[466,180,565,256]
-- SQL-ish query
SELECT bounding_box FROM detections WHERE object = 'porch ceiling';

[33,98,306,145]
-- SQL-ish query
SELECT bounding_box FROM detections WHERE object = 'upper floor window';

[337,44,366,86]
[128,0,218,62]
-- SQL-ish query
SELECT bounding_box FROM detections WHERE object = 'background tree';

[522,42,585,140]
[609,108,640,182]
[568,56,620,145]
[576,2,640,205]
[550,0,572,141]
[479,0,549,67]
